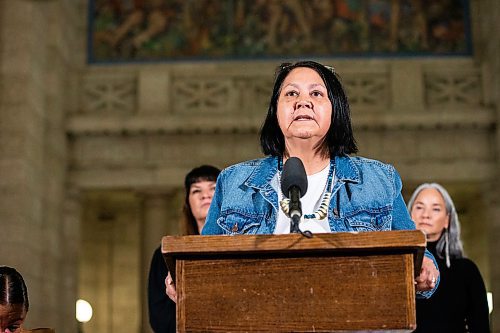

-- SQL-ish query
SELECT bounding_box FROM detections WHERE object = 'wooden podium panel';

[162,230,426,332]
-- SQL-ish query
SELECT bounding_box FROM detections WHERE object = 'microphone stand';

[288,186,302,233]
[290,214,301,233]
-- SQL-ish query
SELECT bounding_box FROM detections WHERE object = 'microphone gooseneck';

[281,157,308,234]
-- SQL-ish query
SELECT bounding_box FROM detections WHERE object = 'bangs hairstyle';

[260,60,357,158]
[182,165,221,235]
[0,266,29,312]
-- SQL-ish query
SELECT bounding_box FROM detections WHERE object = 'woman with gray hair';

[408,183,490,332]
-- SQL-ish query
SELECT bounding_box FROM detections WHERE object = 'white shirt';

[274,164,332,234]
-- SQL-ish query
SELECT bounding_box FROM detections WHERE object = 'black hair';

[260,60,358,158]
[0,266,29,312]
[182,165,221,235]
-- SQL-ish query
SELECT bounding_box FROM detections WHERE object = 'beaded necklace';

[278,157,335,220]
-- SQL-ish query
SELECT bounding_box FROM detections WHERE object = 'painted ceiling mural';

[88,0,472,63]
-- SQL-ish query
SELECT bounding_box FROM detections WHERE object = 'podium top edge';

[161,230,426,256]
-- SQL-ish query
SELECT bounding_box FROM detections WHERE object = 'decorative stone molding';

[171,76,235,115]
[424,69,483,109]
[71,59,494,136]
[81,74,137,115]
[343,73,389,110]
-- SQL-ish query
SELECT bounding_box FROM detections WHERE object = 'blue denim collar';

[245,156,278,190]
[334,155,360,183]
[244,155,360,190]
[244,156,280,213]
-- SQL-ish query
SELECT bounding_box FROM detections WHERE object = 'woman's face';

[410,188,450,241]
[0,303,26,333]
[188,180,216,232]
[277,67,332,148]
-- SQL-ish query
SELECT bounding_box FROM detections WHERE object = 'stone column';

[140,191,171,333]
[482,1,500,330]
[60,186,82,332]
[482,183,499,331]
[474,1,500,329]
[0,0,48,329]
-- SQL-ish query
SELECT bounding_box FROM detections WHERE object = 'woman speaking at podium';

[166,61,439,302]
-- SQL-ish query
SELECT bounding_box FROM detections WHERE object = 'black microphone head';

[280,157,308,198]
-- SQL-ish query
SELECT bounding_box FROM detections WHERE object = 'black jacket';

[414,241,490,332]
[148,247,175,333]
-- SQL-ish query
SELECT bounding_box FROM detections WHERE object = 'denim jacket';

[202,155,438,297]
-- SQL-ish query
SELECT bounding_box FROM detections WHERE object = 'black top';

[414,241,490,333]
[148,247,175,333]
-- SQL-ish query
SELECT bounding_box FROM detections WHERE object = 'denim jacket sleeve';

[202,169,225,235]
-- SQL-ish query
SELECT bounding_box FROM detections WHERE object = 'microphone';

[281,157,308,233]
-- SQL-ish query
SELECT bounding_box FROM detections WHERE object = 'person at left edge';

[165,60,439,303]
[0,266,29,333]
[148,165,220,333]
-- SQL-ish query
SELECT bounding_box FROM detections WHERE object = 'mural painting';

[88,0,471,63]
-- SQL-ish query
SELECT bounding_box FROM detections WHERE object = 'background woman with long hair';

[147,165,220,333]
[408,183,490,332]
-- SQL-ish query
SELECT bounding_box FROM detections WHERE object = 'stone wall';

[473,0,500,330]
[0,0,83,331]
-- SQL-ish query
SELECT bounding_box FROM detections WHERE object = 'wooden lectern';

[162,230,426,332]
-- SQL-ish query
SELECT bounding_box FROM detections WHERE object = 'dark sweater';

[148,246,175,333]
[414,241,490,333]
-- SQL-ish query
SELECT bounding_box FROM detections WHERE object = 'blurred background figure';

[408,183,490,332]
[147,165,220,333]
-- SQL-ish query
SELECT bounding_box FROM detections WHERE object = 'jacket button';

[232,223,238,232]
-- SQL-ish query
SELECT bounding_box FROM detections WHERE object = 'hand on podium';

[415,256,439,291]
[165,272,177,303]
